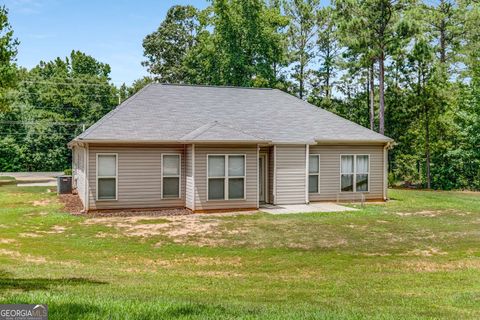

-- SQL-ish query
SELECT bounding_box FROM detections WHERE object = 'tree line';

[0,1,479,190]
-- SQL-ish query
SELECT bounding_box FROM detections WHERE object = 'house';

[68,84,393,213]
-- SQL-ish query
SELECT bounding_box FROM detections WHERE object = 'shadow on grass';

[49,303,102,318]
[0,270,107,291]
[163,304,213,318]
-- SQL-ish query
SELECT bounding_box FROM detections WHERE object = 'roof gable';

[180,121,268,142]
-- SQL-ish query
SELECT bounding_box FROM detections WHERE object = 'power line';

[10,103,117,112]
[0,121,86,127]
[21,77,126,84]
[0,132,80,136]
[12,91,119,99]
[20,80,121,87]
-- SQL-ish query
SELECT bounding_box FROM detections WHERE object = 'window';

[162,154,181,198]
[341,155,369,192]
[309,154,320,193]
[97,154,117,200]
[208,155,245,200]
[356,155,369,192]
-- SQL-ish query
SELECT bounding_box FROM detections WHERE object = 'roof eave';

[71,138,271,145]
[314,138,394,145]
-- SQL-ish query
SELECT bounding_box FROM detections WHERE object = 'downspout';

[383,142,390,201]
[256,144,260,209]
[192,144,196,212]
[85,143,90,212]
[305,144,309,204]
[273,145,277,205]
[71,147,75,190]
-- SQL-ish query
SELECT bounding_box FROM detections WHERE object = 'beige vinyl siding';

[194,145,258,210]
[88,145,185,210]
[73,145,86,207]
[275,145,306,205]
[185,144,194,210]
[309,145,385,201]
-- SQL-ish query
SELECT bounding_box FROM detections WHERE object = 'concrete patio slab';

[260,203,358,214]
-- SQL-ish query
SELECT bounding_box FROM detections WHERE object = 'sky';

[4,0,209,86]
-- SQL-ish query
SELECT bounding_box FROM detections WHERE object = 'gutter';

[69,139,273,146]
[315,139,394,145]
[69,138,394,147]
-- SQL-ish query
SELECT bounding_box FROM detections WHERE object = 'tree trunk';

[379,51,385,135]
[325,44,331,100]
[299,62,304,99]
[325,67,330,100]
[425,103,431,189]
[439,0,447,64]
[369,62,375,131]
[439,26,446,64]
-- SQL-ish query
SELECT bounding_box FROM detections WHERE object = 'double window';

[309,154,320,193]
[208,155,245,200]
[341,155,369,192]
[97,154,117,200]
[162,154,181,199]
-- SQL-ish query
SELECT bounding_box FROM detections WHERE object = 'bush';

[388,172,396,187]
[393,154,421,185]
[64,168,72,175]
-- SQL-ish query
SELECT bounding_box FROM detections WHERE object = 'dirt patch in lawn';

[84,214,354,249]
[32,199,51,207]
[0,249,47,264]
[0,248,82,267]
[193,270,243,278]
[401,259,480,272]
[401,247,448,257]
[95,232,121,239]
[83,215,247,246]
[44,225,69,234]
[345,223,368,230]
[395,210,442,217]
[18,225,68,238]
[87,208,191,218]
[25,211,49,217]
[0,238,17,244]
[362,252,392,257]
[84,215,221,239]
[19,232,43,238]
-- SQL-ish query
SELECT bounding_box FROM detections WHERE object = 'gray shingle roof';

[75,84,392,144]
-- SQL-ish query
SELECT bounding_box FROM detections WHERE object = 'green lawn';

[0,184,479,319]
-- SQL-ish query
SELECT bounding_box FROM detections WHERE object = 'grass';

[0,184,479,319]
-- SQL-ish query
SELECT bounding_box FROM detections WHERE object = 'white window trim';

[309,154,321,194]
[339,154,370,193]
[161,153,182,200]
[96,153,118,201]
[207,154,247,201]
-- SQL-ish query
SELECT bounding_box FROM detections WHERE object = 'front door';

[259,154,267,203]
